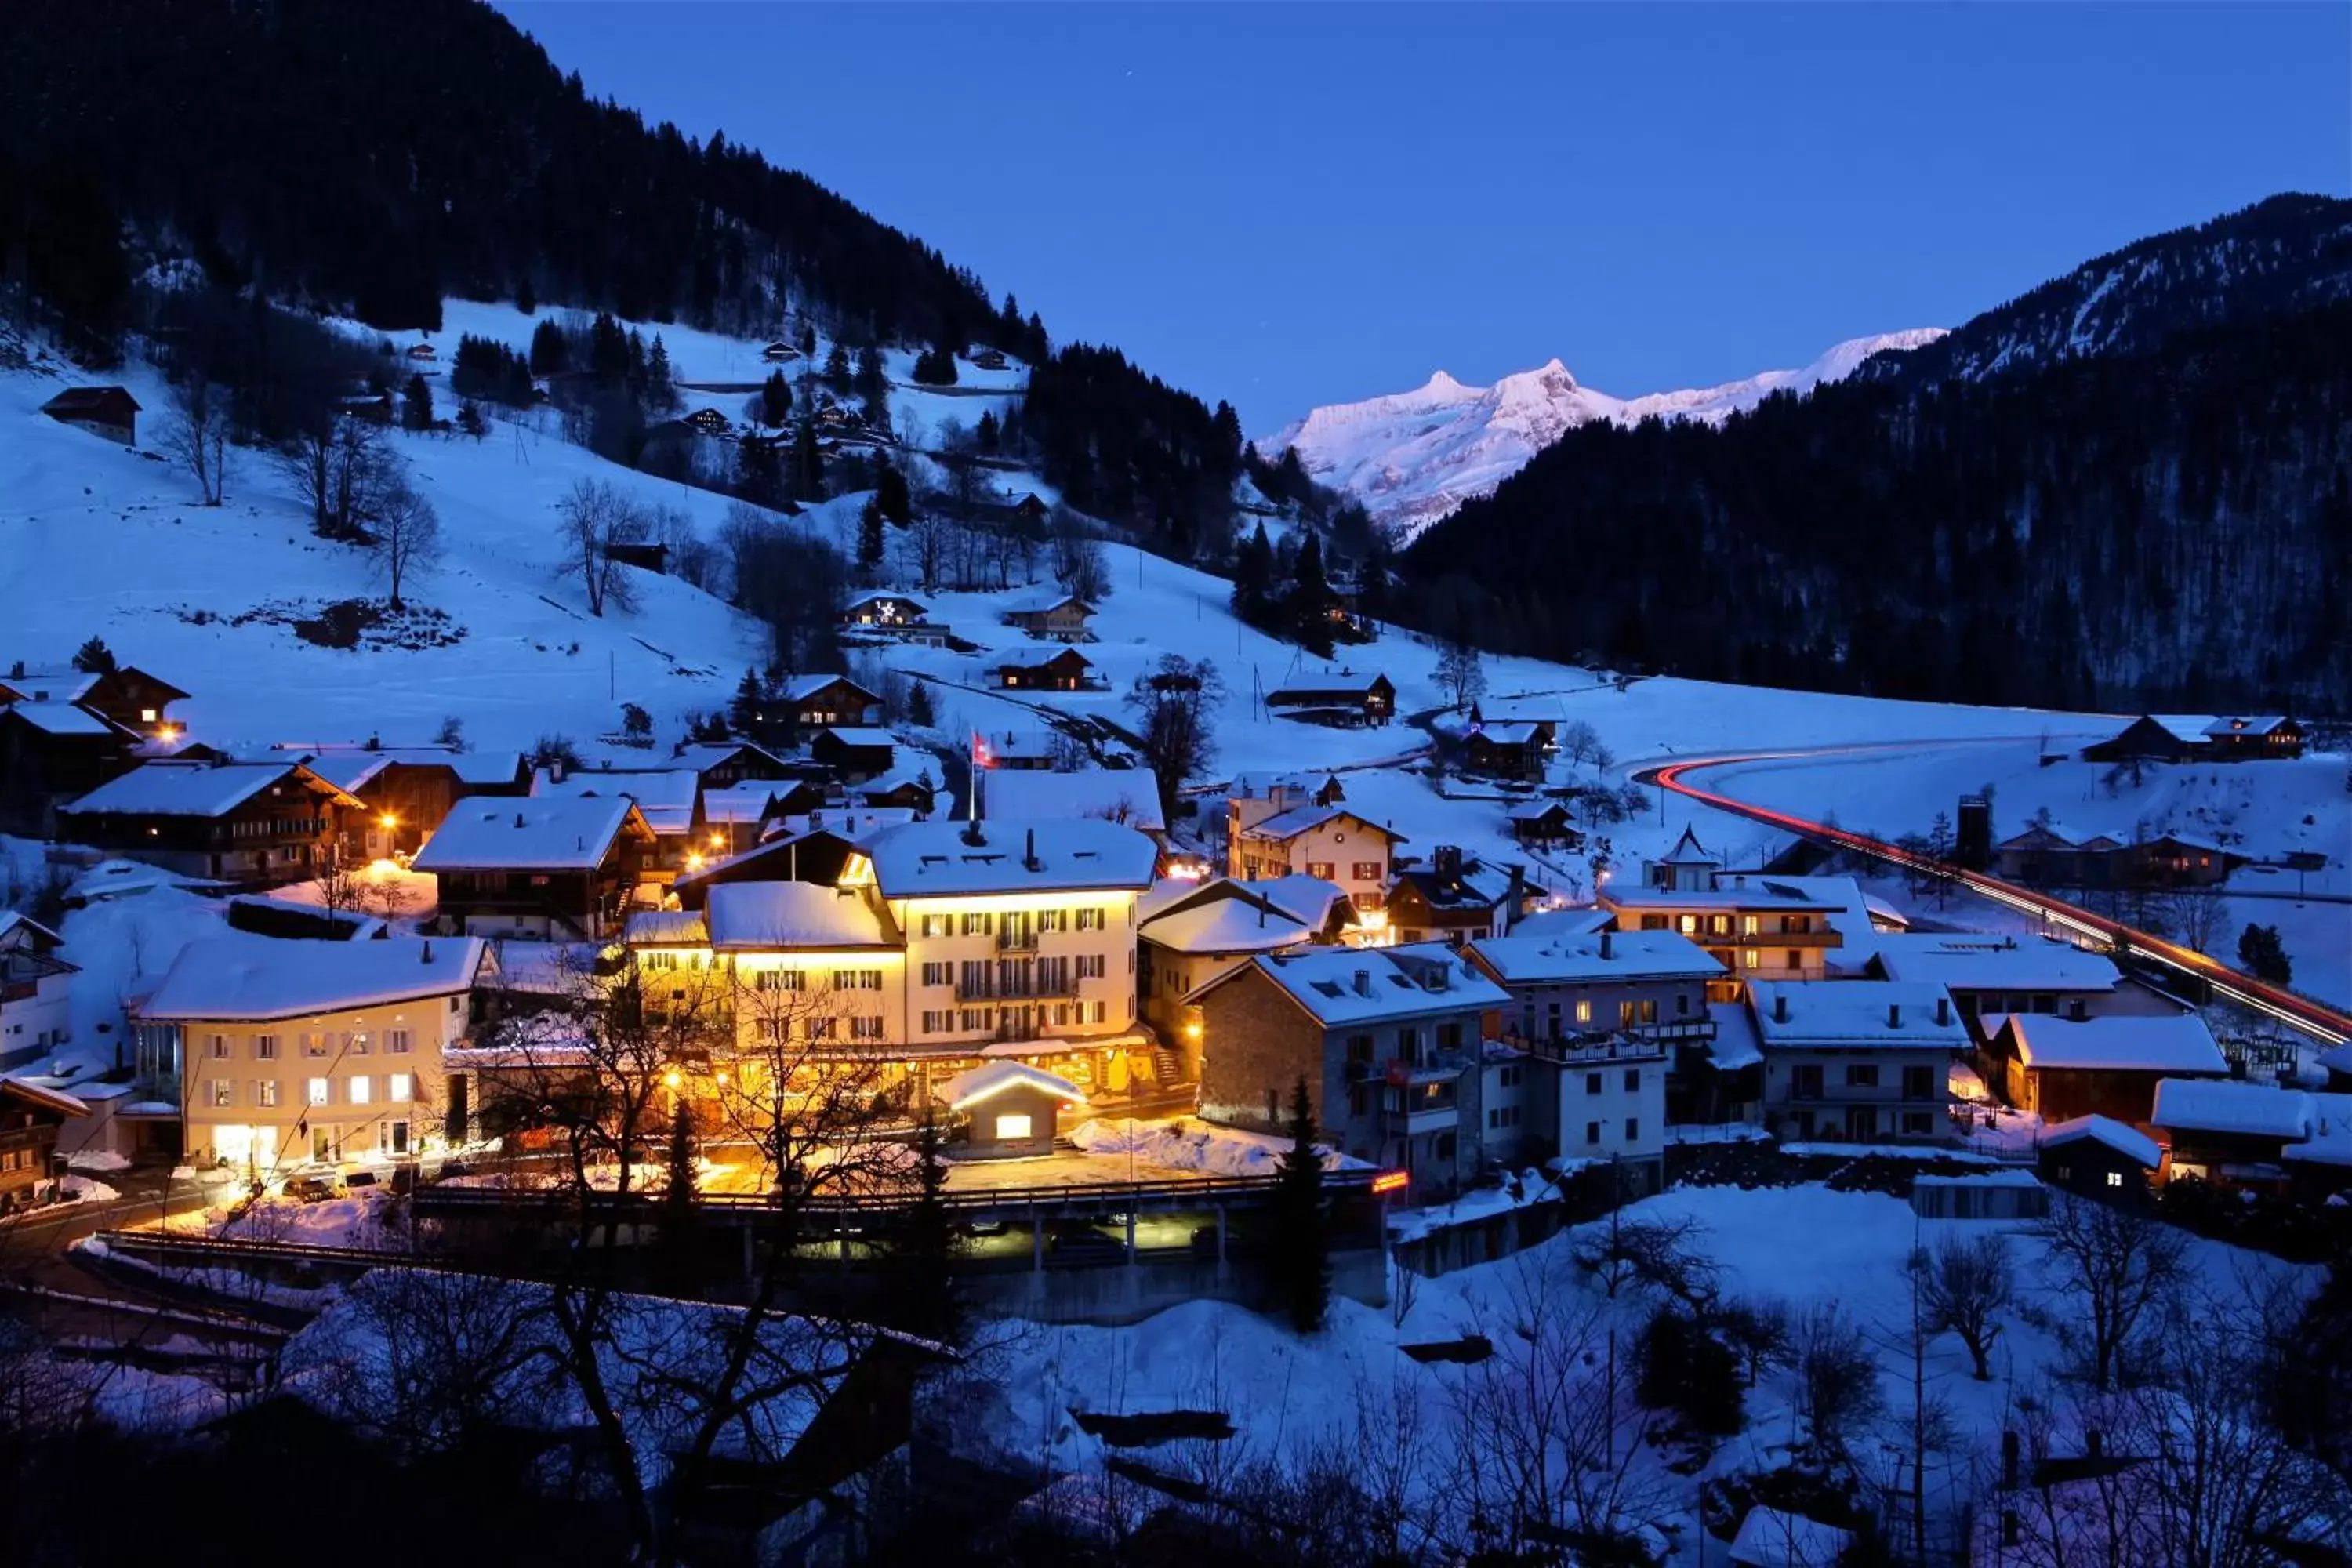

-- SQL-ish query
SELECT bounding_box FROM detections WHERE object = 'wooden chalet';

[1462,720,1548,781]
[854,771,937,815]
[58,761,364,887]
[602,540,670,575]
[2201,715,2304,760]
[1469,703,1561,749]
[290,746,532,858]
[0,700,137,836]
[2035,1115,2161,1207]
[0,662,191,739]
[1385,846,1527,946]
[810,727,898,784]
[1506,798,1582,849]
[1265,671,1395,728]
[2112,832,2238,889]
[1001,590,1097,643]
[684,407,732,437]
[997,647,1097,692]
[1992,822,2121,887]
[970,347,1010,371]
[2079,715,2209,766]
[838,592,942,641]
[669,826,866,912]
[659,740,791,790]
[0,1078,86,1212]
[412,796,658,941]
[760,341,802,363]
[774,674,880,731]
[39,387,141,445]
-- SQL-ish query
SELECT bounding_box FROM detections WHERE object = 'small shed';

[603,540,670,575]
[1507,799,1581,848]
[2036,1115,2161,1206]
[937,1062,1087,1160]
[40,387,143,445]
[1909,1170,2049,1222]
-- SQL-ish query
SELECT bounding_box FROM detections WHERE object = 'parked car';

[286,1174,347,1203]
[343,1169,380,1189]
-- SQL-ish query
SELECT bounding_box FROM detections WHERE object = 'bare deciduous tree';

[371,481,441,610]
[2037,1192,2187,1392]
[1795,1303,1884,1459]
[557,478,646,617]
[1050,509,1111,602]
[162,376,231,505]
[898,506,956,597]
[1127,655,1222,822]
[1914,1234,2013,1380]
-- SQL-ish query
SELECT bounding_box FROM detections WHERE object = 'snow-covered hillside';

[1260,330,1946,538]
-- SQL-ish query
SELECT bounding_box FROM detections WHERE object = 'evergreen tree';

[822,342,851,393]
[400,372,433,430]
[529,318,568,376]
[728,668,764,735]
[890,1110,963,1345]
[792,419,824,501]
[71,637,115,674]
[514,273,535,315]
[759,368,791,427]
[857,497,886,578]
[1271,1077,1330,1334]
[456,399,488,439]
[975,409,1000,454]
[876,460,912,527]
[655,1098,702,1291]
[853,344,888,407]
[1283,532,1336,652]
[1232,521,1276,625]
[908,678,935,728]
[2238,922,2292,985]
[645,333,677,412]
[798,321,817,358]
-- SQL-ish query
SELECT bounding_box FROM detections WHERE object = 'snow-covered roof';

[2006,1013,2225,1075]
[982,768,1166,834]
[412,797,648,873]
[818,726,898,749]
[982,730,1056,762]
[1214,942,1508,1027]
[1252,873,1356,931]
[623,909,706,946]
[287,746,526,791]
[1730,1507,1854,1568]
[139,935,487,1022]
[706,882,892,950]
[1470,721,1541,746]
[1874,934,2121,993]
[0,910,67,952]
[1506,798,1573,822]
[1998,821,2118,851]
[0,666,102,702]
[936,1060,1088,1109]
[1508,906,1616,939]
[1002,590,1094,615]
[2202,715,2292,738]
[777,672,875,703]
[64,761,354,818]
[1602,880,1830,913]
[1749,980,1965,1050]
[1658,825,1719,866]
[1,699,124,737]
[1706,1000,1764,1071]
[1240,803,1406,844]
[771,808,915,844]
[1139,897,1312,956]
[701,784,782,825]
[841,590,927,612]
[2149,714,2223,745]
[2151,1079,2314,1140]
[867,818,1157,898]
[665,741,786,777]
[1468,930,1724,985]
[2039,1115,2163,1168]
[535,767,699,836]
[2286,1096,2352,1167]
[1,1076,90,1118]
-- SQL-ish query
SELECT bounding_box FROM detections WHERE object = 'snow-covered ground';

[964,1181,2315,1559]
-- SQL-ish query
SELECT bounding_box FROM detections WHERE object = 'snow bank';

[1066,1116,1367,1176]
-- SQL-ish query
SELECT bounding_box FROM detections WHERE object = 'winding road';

[1639,750,2352,1048]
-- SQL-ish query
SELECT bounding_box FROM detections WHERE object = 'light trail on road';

[1642,750,2350,1048]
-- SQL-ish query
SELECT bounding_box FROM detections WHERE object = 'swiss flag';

[971,731,993,769]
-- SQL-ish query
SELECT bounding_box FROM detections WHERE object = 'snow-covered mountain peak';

[1264,328,1945,538]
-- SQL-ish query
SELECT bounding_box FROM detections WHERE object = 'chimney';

[1025,827,1041,873]
[420,939,433,964]
[514,812,526,829]
[1599,929,1613,960]
[1889,1002,1903,1028]
[961,816,986,847]
[1936,996,1951,1027]
[551,758,567,783]
[1773,991,1788,1024]
[1434,844,1462,885]
[1353,968,1372,997]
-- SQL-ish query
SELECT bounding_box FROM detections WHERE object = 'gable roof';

[412,797,652,873]
[0,699,131,739]
[705,882,893,950]
[668,740,789,775]
[64,761,360,818]
[1748,980,1965,1050]
[1658,825,1719,866]
[40,386,140,418]
[140,935,487,1022]
[1004,590,1095,616]
[1268,671,1393,702]
[2151,1078,2318,1141]
[1507,798,1573,823]
[535,767,699,836]
[1469,931,1724,985]
[1240,803,1406,844]
[777,672,879,704]
[2005,1013,2226,1075]
[866,818,1157,898]
[0,911,67,953]
[841,590,928,614]
[1197,942,1508,1026]
[1252,873,1358,931]
[815,726,899,750]
[0,666,103,704]
[2038,1114,2163,1168]
[2201,715,2295,738]
[1138,894,1313,956]
[937,1061,1088,1109]
[1872,934,2122,993]
[982,768,1166,834]
[278,745,526,789]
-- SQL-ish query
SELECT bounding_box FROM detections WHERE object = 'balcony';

[1381,1050,1472,1087]
[1381,1082,1460,1134]
[1504,1024,1699,1063]
[956,978,1083,1005]
[996,928,1041,953]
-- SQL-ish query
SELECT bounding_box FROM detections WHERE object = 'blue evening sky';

[500,2,2350,431]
